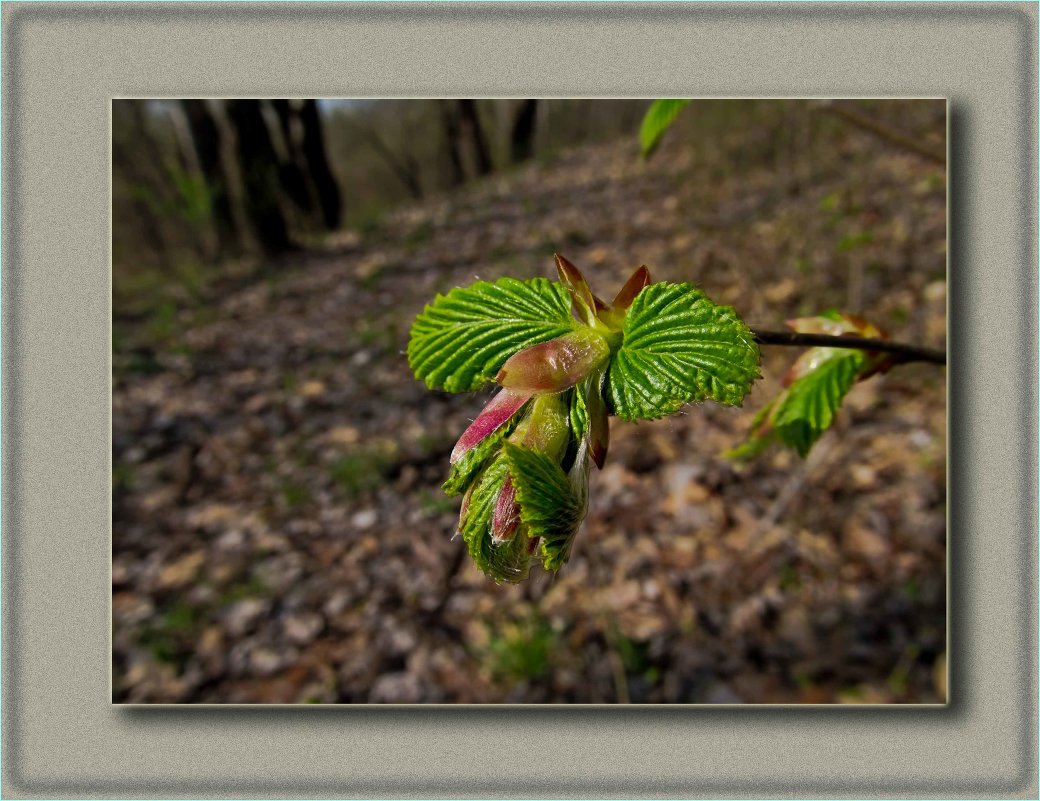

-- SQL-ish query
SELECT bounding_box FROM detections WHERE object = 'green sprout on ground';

[407,255,945,584]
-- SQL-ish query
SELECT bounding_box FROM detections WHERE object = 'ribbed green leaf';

[639,99,691,157]
[729,348,866,459]
[459,456,532,583]
[773,350,865,456]
[408,278,577,393]
[504,443,586,572]
[607,282,760,422]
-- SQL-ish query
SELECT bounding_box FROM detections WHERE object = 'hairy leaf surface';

[504,443,585,572]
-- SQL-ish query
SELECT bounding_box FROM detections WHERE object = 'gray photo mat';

[2,2,1036,799]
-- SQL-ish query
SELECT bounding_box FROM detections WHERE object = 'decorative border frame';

[3,3,1036,798]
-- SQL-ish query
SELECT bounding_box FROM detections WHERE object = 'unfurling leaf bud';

[410,253,760,582]
[452,392,585,582]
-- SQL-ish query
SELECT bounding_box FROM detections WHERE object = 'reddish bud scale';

[785,313,886,340]
[555,253,599,325]
[450,388,531,464]
[611,265,651,310]
[496,329,610,394]
[492,476,520,541]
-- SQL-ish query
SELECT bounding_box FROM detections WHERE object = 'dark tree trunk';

[457,99,492,176]
[268,99,317,218]
[127,102,181,213]
[509,99,538,164]
[112,134,171,270]
[298,100,342,230]
[112,101,184,268]
[179,100,240,255]
[438,100,466,188]
[225,100,292,255]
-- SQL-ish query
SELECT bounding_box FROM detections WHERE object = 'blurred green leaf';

[486,613,557,681]
[731,349,865,459]
[729,312,892,459]
[836,231,874,253]
[329,448,395,497]
[818,192,842,212]
[775,351,864,455]
[639,99,691,157]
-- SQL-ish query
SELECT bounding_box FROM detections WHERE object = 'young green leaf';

[568,382,590,445]
[459,455,533,582]
[639,99,691,157]
[729,348,866,460]
[729,312,891,459]
[772,349,865,456]
[408,277,577,393]
[606,282,760,421]
[503,442,586,573]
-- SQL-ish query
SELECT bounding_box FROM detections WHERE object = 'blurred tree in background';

[112,99,648,307]
[509,99,539,164]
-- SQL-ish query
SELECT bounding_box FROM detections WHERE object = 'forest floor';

[113,108,947,704]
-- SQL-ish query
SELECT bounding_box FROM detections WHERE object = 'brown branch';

[751,329,946,366]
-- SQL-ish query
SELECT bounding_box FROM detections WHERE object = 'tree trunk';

[112,101,184,269]
[268,99,317,218]
[179,100,241,256]
[438,100,466,188]
[457,99,492,176]
[112,133,171,270]
[225,100,292,255]
[509,99,538,164]
[298,100,342,230]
